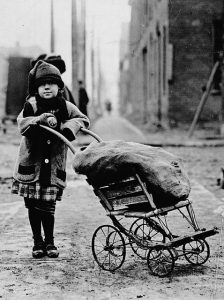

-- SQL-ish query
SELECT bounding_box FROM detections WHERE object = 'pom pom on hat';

[45,54,66,74]
[28,60,64,96]
[31,53,66,74]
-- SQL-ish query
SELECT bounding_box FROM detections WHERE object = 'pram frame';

[90,172,218,276]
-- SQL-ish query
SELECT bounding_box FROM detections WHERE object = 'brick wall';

[169,0,223,125]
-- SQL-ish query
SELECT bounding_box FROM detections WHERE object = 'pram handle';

[79,128,103,143]
[39,125,102,154]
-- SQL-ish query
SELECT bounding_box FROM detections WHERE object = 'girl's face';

[38,82,59,99]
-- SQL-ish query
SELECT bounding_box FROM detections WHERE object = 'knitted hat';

[28,60,64,96]
[31,53,66,74]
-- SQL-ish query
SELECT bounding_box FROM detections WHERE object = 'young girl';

[11,60,90,258]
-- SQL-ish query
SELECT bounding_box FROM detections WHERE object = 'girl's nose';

[44,83,50,88]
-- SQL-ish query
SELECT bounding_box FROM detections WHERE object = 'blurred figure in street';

[31,53,77,105]
[105,99,112,115]
[78,80,89,117]
[11,60,89,259]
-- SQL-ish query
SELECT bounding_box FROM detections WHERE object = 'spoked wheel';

[92,225,126,271]
[129,218,167,259]
[147,246,175,277]
[183,239,210,265]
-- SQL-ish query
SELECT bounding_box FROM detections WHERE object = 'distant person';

[11,60,89,259]
[78,80,89,117]
[105,99,112,114]
[31,53,77,105]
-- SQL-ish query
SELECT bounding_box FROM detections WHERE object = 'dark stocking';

[41,212,55,245]
[28,208,43,244]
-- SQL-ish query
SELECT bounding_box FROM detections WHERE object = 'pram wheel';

[129,218,167,259]
[147,246,175,277]
[92,225,126,271]
[183,238,210,265]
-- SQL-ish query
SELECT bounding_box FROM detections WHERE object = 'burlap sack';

[73,140,191,205]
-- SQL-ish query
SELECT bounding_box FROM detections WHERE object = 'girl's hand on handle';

[37,113,55,126]
[47,116,57,128]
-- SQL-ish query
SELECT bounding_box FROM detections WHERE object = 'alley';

[0,121,224,299]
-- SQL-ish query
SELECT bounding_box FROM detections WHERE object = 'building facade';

[120,0,170,128]
[169,0,223,125]
[119,23,131,116]
[120,0,224,129]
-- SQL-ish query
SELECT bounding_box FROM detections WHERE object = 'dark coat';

[78,87,89,116]
[63,86,77,106]
[13,96,90,188]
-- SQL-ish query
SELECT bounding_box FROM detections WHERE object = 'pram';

[41,125,219,277]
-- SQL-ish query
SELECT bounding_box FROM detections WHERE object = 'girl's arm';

[17,102,39,135]
[60,102,90,141]
[17,101,54,136]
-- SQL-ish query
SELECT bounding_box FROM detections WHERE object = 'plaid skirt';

[11,179,63,202]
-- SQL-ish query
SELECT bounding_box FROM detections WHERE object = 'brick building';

[119,0,170,128]
[120,0,224,129]
[169,0,223,125]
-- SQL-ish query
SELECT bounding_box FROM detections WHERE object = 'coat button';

[44,159,49,164]
[47,140,51,144]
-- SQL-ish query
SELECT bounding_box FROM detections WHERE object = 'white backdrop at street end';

[0,0,130,109]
